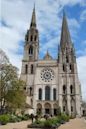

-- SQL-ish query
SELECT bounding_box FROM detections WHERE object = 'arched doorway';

[37,103,42,115]
[63,98,67,113]
[53,103,58,115]
[44,103,51,115]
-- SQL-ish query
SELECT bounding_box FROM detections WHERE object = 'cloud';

[57,0,86,6]
[80,10,86,22]
[0,24,23,72]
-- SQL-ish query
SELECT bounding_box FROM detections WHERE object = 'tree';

[0,49,26,114]
[0,49,9,65]
[6,79,26,113]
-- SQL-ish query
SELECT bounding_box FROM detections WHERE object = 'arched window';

[25,64,28,74]
[70,85,73,94]
[29,46,33,55]
[71,106,73,112]
[70,64,74,72]
[63,64,66,72]
[39,88,42,100]
[45,86,50,100]
[63,85,66,94]
[34,35,37,41]
[30,35,33,41]
[63,106,65,112]
[70,64,72,70]
[29,87,32,96]
[66,56,69,63]
[31,64,33,74]
[53,88,56,100]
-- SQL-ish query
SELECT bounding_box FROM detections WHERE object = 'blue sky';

[0,0,86,101]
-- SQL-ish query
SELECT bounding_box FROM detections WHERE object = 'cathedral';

[20,6,82,117]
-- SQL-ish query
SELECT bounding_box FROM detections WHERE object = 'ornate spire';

[60,11,72,50]
[30,4,36,28]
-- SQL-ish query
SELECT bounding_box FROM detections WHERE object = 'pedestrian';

[31,113,34,123]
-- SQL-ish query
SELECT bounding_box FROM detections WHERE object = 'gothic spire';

[60,11,72,50]
[30,4,36,28]
[44,50,52,60]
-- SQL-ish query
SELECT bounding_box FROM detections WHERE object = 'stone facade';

[20,7,82,117]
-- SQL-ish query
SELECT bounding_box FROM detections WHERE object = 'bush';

[0,114,10,125]
[34,120,45,126]
[44,119,52,127]
[20,114,29,121]
[9,114,19,123]
[60,113,70,122]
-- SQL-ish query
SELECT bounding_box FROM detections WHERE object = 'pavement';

[58,117,86,129]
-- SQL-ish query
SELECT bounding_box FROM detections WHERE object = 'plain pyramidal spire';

[60,11,72,50]
[30,4,36,28]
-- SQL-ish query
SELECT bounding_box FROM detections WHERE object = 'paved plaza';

[0,118,86,129]
[58,117,86,129]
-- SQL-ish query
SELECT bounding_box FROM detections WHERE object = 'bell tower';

[58,12,82,116]
[23,5,39,61]
[21,5,39,101]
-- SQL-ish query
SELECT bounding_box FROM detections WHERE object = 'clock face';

[41,68,54,82]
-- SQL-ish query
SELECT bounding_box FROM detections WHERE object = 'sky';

[0,0,86,101]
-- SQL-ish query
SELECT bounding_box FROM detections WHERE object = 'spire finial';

[34,2,35,10]
[30,3,36,28]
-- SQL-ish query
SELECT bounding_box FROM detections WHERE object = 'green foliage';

[44,119,52,127]
[18,114,29,121]
[0,114,30,124]
[32,113,70,128]
[59,113,70,122]
[0,63,26,113]
[9,114,17,123]
[34,120,44,125]
[0,114,10,125]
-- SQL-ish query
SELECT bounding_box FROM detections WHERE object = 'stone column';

[58,95,63,112]
[67,95,71,115]
[42,103,45,115]
[67,74,71,115]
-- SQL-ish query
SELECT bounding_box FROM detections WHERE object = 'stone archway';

[63,98,67,113]
[44,103,51,115]
[37,103,42,115]
[71,98,76,117]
